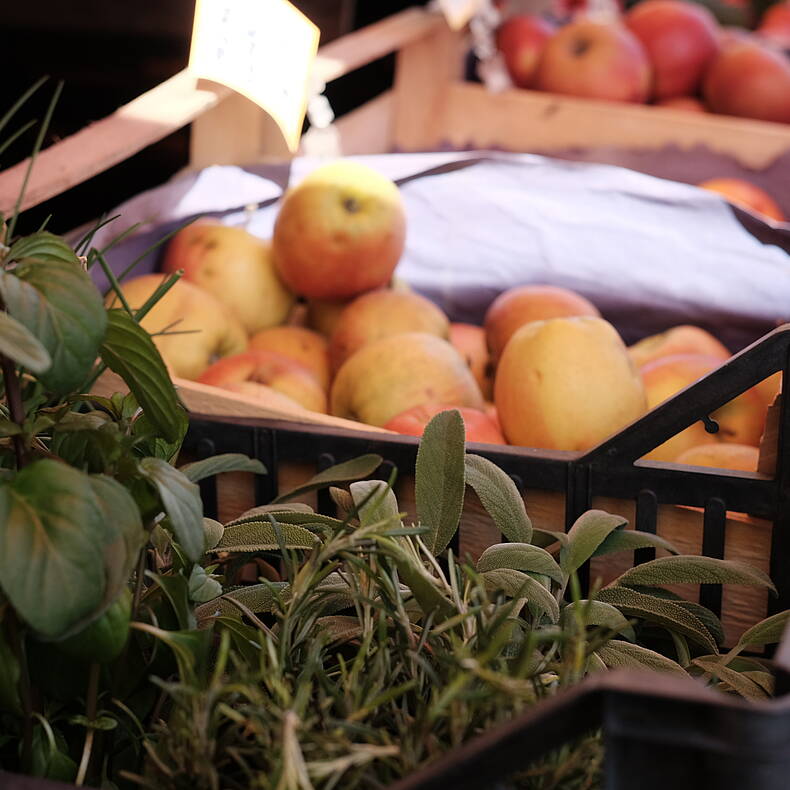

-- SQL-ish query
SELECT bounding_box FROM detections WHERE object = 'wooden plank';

[392,15,466,151]
[331,91,394,156]
[0,70,231,216]
[438,82,790,169]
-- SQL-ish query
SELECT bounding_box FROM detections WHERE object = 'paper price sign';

[190,0,320,152]
[437,0,486,29]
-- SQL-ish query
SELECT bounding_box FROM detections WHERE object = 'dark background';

[2,0,427,235]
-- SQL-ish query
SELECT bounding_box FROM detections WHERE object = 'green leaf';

[7,231,80,265]
[614,556,777,594]
[68,714,118,731]
[101,309,186,444]
[132,623,212,685]
[736,610,790,650]
[213,519,319,552]
[561,600,636,641]
[203,517,224,551]
[180,453,267,483]
[0,310,51,373]
[138,457,204,562]
[271,454,383,504]
[195,582,288,622]
[0,258,106,393]
[0,460,107,638]
[464,454,532,544]
[741,671,775,696]
[234,503,315,519]
[531,529,569,548]
[597,587,718,653]
[148,573,196,631]
[225,509,344,531]
[691,655,768,699]
[350,480,401,529]
[31,722,78,781]
[188,565,223,603]
[0,627,21,713]
[592,529,679,558]
[561,510,628,575]
[0,418,23,437]
[316,615,363,645]
[596,640,687,675]
[481,569,560,623]
[51,422,123,474]
[476,543,563,583]
[415,410,466,555]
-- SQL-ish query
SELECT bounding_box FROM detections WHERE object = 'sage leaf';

[0,259,106,393]
[596,640,687,675]
[561,600,636,641]
[188,565,223,603]
[692,655,768,699]
[203,518,224,552]
[316,615,363,645]
[195,582,288,622]
[597,586,718,653]
[226,509,344,531]
[415,409,465,555]
[476,543,562,583]
[271,454,382,504]
[614,556,777,594]
[592,529,679,557]
[482,569,560,623]
[139,457,203,562]
[180,453,266,483]
[0,310,51,373]
[736,610,790,650]
[101,309,187,444]
[0,460,106,638]
[561,510,628,574]
[464,454,532,543]
[350,480,401,529]
[214,520,319,552]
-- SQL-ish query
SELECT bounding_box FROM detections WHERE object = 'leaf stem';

[75,662,100,786]
[0,352,27,468]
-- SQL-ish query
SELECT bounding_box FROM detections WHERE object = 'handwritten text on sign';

[190,0,320,152]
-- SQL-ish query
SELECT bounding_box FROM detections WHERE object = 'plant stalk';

[76,662,100,786]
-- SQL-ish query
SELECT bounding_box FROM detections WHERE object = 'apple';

[625,0,720,100]
[272,161,407,301]
[449,323,494,400]
[248,326,331,390]
[161,221,295,335]
[384,403,507,444]
[494,317,647,450]
[698,178,785,223]
[329,289,449,372]
[640,353,765,461]
[675,442,759,472]
[628,325,731,369]
[496,14,556,89]
[655,96,707,112]
[703,41,790,123]
[107,274,247,380]
[758,1,790,46]
[535,21,651,103]
[330,333,484,427]
[306,297,352,337]
[484,284,600,363]
[198,350,327,413]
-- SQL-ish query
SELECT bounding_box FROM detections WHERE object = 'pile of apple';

[495,0,790,123]
[111,160,777,471]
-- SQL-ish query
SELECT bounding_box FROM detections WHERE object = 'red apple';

[384,403,507,444]
[655,96,707,111]
[535,21,651,103]
[496,15,556,89]
[625,0,720,100]
[703,41,790,123]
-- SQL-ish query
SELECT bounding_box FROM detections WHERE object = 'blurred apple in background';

[485,284,600,363]
[675,442,760,472]
[655,96,707,111]
[625,0,720,100]
[449,323,494,400]
[306,297,352,337]
[273,161,407,301]
[703,40,790,123]
[384,403,506,444]
[108,274,247,380]
[162,221,295,335]
[757,1,790,46]
[496,14,556,88]
[628,325,731,368]
[329,289,449,372]
[248,326,331,391]
[698,177,786,223]
[535,21,651,103]
[199,350,327,413]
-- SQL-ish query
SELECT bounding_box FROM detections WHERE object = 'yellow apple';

[329,289,449,372]
[248,326,331,390]
[272,161,407,300]
[495,316,647,450]
[107,274,247,380]
[162,221,295,335]
[330,333,484,427]
[449,322,493,400]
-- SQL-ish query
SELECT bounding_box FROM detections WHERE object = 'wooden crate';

[2,6,789,644]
